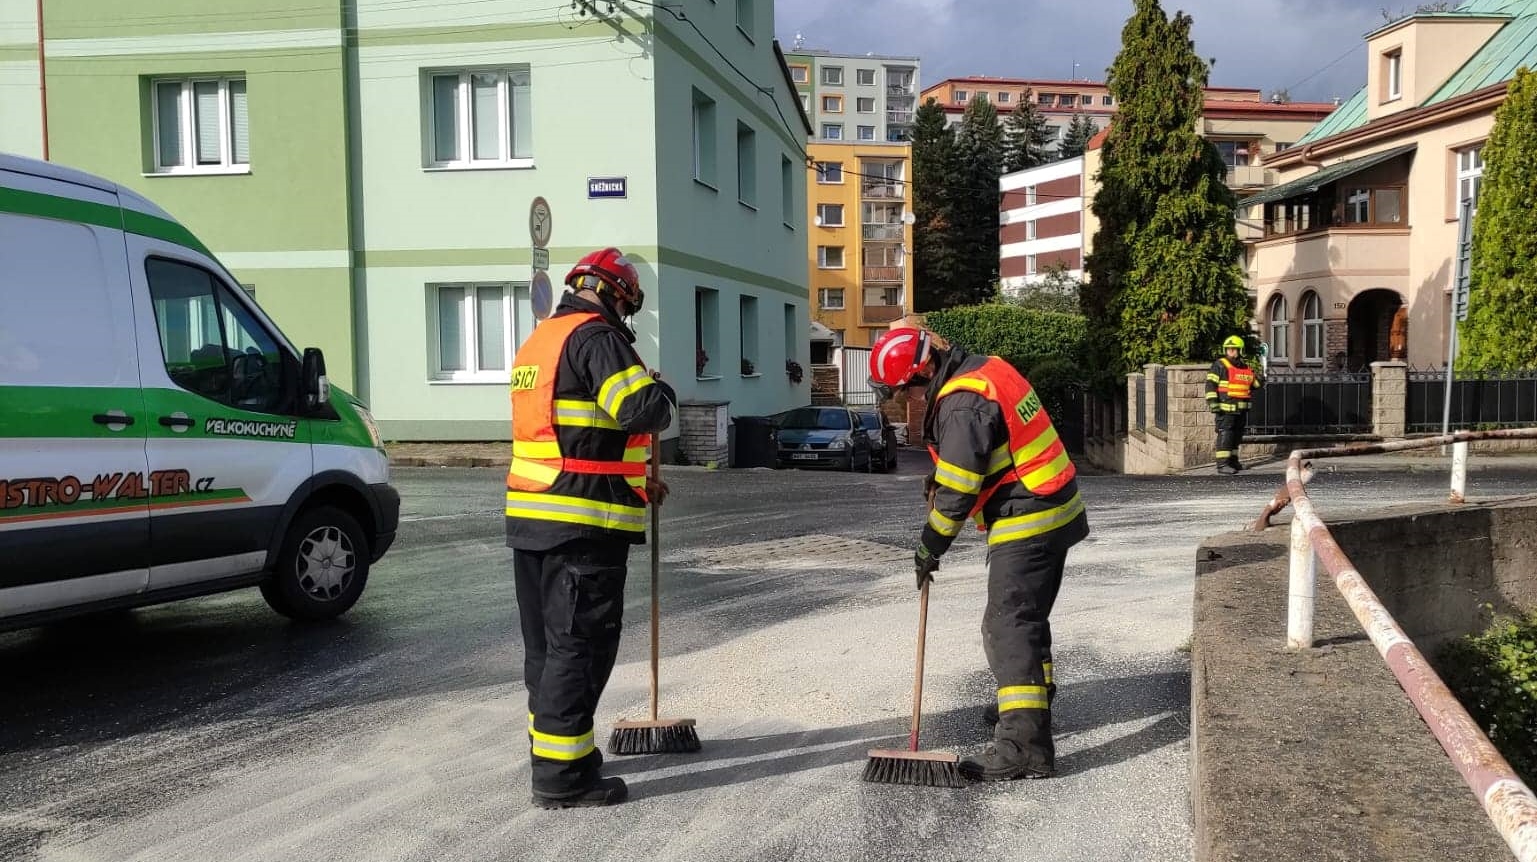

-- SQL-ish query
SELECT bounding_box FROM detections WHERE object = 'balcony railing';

[1225,164,1275,188]
[862,223,904,241]
[863,265,904,283]
[887,83,913,94]
[862,304,905,324]
[862,182,904,199]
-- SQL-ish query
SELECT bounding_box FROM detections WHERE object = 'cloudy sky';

[774,0,1400,104]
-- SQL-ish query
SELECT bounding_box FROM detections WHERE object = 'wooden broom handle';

[909,581,930,752]
[649,436,661,722]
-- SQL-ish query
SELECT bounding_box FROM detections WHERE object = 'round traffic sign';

[529,196,552,248]
[530,270,555,321]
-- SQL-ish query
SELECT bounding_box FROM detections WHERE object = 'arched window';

[1267,294,1290,363]
[1301,291,1325,363]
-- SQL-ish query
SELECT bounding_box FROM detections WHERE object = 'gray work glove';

[914,546,939,591]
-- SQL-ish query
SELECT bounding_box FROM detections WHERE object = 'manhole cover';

[681,534,910,571]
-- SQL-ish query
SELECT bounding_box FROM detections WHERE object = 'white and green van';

[0,153,398,631]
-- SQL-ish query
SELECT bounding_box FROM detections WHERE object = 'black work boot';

[531,777,628,809]
[959,740,1055,781]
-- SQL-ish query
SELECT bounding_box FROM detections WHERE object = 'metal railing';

[861,265,904,283]
[861,182,904,199]
[1256,429,1537,862]
[1153,368,1168,431]
[862,223,904,241]
[1134,376,1146,432]
[1407,369,1537,433]
[1248,371,1373,435]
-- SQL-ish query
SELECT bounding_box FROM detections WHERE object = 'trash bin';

[732,416,779,468]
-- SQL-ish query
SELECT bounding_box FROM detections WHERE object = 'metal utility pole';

[1442,196,1475,440]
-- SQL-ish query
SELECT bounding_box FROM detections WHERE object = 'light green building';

[1,0,813,443]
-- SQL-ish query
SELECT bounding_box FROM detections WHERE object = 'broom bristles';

[607,722,702,755]
[861,751,965,788]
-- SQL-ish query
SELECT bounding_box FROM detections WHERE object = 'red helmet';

[869,327,932,388]
[566,247,644,311]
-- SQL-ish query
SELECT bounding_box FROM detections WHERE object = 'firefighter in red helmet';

[506,247,676,808]
[869,322,1089,781]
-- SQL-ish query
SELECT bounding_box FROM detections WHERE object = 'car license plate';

[792,453,817,460]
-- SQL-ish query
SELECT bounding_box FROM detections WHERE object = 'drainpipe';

[1300,142,1324,168]
[36,0,49,160]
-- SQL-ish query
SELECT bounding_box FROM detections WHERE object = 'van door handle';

[92,412,135,426]
[159,415,195,429]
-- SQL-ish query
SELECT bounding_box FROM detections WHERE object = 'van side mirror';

[302,347,330,410]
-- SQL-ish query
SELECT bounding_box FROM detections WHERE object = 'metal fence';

[1133,376,1146,432]
[1153,368,1168,431]
[1406,369,1537,433]
[1247,371,1373,435]
[838,346,875,406]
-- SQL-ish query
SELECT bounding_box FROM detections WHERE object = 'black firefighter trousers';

[982,515,1086,772]
[513,540,630,798]
[1214,409,1248,467]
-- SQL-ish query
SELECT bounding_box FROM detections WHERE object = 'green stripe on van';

[0,186,211,256]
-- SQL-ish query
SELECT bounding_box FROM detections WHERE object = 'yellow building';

[804,141,914,348]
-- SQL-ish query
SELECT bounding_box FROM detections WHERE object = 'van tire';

[261,505,371,621]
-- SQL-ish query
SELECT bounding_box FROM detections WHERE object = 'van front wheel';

[261,505,371,621]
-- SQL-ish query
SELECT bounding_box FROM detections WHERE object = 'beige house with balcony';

[1245,0,1533,372]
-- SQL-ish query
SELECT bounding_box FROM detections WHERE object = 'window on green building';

[150,76,248,173]
[425,67,532,168]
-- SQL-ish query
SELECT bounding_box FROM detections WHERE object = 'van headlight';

[828,437,849,450]
[356,405,384,449]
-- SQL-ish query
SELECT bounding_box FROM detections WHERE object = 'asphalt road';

[3,453,1533,862]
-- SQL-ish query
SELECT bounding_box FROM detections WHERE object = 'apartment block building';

[999,157,1085,292]
[1,0,813,441]
[806,141,913,348]
[783,47,920,144]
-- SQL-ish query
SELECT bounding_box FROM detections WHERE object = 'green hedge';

[1440,611,1537,784]
[925,304,1087,374]
[925,304,1089,417]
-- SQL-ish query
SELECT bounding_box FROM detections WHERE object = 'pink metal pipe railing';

[1262,427,1537,862]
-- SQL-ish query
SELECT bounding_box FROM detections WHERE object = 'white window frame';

[1268,295,1291,363]
[1026,219,1037,240]
[816,161,844,184]
[1025,184,1037,206]
[1457,144,1485,215]
[428,282,528,383]
[817,246,845,269]
[790,65,808,84]
[954,89,969,104]
[818,287,845,310]
[821,123,843,141]
[856,96,876,113]
[150,76,249,175]
[997,91,1011,103]
[856,68,876,86]
[1026,254,1038,275]
[1386,50,1403,101]
[1301,291,1324,363]
[857,125,875,141]
[822,66,844,86]
[822,95,843,113]
[425,67,533,170]
[816,203,844,227]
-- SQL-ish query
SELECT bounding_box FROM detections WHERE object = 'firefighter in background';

[1206,335,1262,475]
[506,247,676,808]
[868,323,1089,781]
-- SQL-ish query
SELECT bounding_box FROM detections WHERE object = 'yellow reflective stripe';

[986,444,1013,476]
[988,492,1085,545]
[1020,449,1073,492]
[553,399,621,430]
[927,508,963,537]
[1206,373,1221,382]
[1205,392,1219,399]
[505,491,647,531]
[933,459,983,494]
[509,458,562,486]
[623,445,649,489]
[597,365,651,417]
[1042,662,1054,685]
[937,376,993,399]
[530,726,597,761]
[997,684,1049,712]
[1012,425,1061,466]
[513,440,562,459]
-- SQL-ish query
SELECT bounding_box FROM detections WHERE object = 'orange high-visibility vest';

[506,312,650,498]
[1218,358,1257,403]
[929,357,1077,524]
